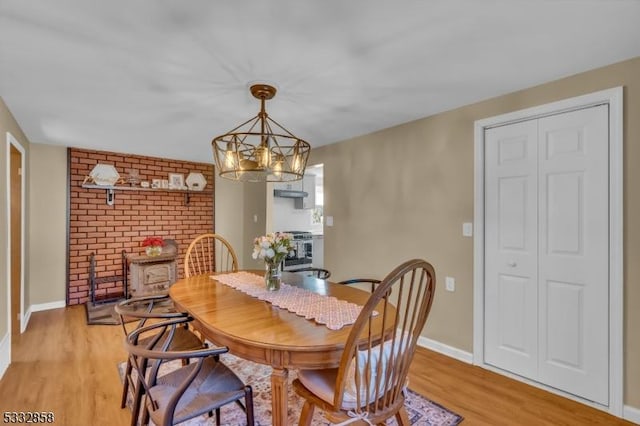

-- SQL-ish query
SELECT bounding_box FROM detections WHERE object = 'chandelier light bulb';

[224,143,237,169]
[256,145,271,169]
[292,153,302,173]
[273,154,283,177]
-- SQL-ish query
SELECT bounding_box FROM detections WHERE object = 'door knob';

[508,261,517,267]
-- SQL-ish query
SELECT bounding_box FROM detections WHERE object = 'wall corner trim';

[23,301,66,331]
[0,332,10,380]
[417,336,473,364]
[623,405,640,424]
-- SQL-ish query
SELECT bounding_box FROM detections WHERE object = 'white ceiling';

[1,1,639,163]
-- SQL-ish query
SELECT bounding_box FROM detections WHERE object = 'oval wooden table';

[169,271,375,426]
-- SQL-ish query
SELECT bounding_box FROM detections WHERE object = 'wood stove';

[128,253,177,296]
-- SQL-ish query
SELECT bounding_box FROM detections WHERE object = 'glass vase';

[264,262,281,291]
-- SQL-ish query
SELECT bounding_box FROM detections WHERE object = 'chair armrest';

[126,317,227,360]
[115,295,185,319]
[337,278,381,285]
[130,344,228,361]
[122,294,170,303]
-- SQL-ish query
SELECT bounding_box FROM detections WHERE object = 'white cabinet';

[294,175,315,209]
[273,180,302,192]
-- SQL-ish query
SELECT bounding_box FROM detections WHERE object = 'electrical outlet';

[462,222,473,237]
[445,276,455,292]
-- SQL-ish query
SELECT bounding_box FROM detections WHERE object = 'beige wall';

[242,182,267,269]
[0,97,30,339]
[28,144,67,305]
[214,177,267,269]
[310,56,640,407]
[215,175,246,266]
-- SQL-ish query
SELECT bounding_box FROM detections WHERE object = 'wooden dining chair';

[115,295,205,426]
[293,259,436,425]
[184,233,238,277]
[338,278,381,293]
[288,267,331,279]
[125,317,254,426]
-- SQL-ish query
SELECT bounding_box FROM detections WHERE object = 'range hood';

[273,189,308,198]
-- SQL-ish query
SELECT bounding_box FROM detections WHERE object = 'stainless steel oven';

[281,231,313,270]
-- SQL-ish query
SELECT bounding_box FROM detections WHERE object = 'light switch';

[462,222,473,237]
[326,216,334,227]
[253,214,258,223]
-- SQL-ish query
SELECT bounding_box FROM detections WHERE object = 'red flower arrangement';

[141,236,165,247]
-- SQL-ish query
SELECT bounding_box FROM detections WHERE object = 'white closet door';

[484,120,539,378]
[484,104,610,405]
[537,105,609,405]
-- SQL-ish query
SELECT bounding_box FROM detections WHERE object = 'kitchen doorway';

[270,164,324,268]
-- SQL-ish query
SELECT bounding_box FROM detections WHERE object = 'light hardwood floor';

[0,306,633,425]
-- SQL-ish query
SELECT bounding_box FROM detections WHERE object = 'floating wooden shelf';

[81,184,211,205]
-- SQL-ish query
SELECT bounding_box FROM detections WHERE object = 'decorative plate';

[89,164,120,186]
[186,172,207,191]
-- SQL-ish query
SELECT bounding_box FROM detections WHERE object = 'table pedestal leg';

[271,367,289,426]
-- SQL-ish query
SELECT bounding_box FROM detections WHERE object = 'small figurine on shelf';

[127,169,141,186]
[141,236,165,256]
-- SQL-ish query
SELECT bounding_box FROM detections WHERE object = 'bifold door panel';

[484,105,609,405]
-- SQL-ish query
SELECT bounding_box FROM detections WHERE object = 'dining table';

[168,270,376,426]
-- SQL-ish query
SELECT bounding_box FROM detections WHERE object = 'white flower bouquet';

[253,232,294,291]
[252,232,294,267]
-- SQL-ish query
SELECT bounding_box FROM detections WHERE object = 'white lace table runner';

[211,271,373,330]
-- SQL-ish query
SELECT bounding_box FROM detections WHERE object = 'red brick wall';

[68,148,214,305]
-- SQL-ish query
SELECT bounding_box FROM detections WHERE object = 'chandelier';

[212,84,311,182]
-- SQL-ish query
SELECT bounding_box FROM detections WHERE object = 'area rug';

[118,353,463,425]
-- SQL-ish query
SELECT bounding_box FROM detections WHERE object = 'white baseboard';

[413,336,636,422]
[0,332,10,380]
[417,336,473,364]
[624,405,640,424]
[30,300,66,312]
[22,300,66,332]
